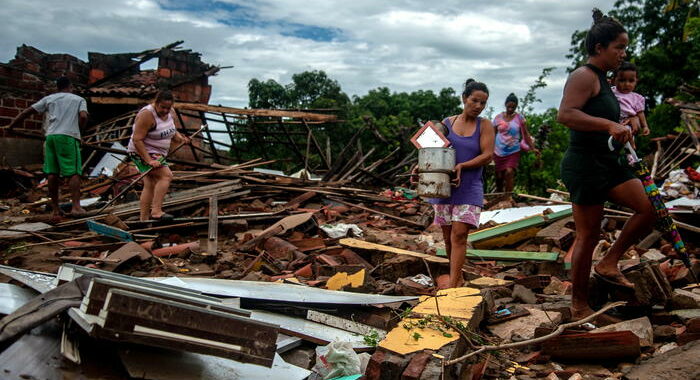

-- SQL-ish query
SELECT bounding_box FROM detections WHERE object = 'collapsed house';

[0,43,698,380]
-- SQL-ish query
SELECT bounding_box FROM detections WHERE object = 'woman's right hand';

[148,159,162,168]
[409,165,418,185]
[608,123,633,146]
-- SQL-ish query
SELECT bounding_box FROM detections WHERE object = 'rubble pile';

[0,43,699,380]
[0,160,698,379]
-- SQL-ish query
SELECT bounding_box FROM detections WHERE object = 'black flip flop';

[151,213,174,222]
[593,269,634,289]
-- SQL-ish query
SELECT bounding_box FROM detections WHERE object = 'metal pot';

[417,147,456,173]
[416,147,456,199]
[417,172,452,198]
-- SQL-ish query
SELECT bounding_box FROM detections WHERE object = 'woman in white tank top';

[127,90,190,221]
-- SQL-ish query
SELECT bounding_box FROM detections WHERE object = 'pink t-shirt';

[127,104,177,156]
[612,87,645,121]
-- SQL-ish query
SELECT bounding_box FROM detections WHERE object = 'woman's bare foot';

[448,276,465,289]
[570,306,621,326]
[70,206,87,217]
[593,263,634,288]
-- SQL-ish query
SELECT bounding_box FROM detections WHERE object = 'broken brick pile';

[0,157,699,379]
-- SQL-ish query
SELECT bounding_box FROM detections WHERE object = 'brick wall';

[0,45,89,136]
[158,49,213,104]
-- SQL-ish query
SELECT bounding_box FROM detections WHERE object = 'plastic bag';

[312,341,362,379]
[320,223,363,239]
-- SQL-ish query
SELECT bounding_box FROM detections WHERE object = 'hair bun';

[592,8,604,24]
[465,78,475,85]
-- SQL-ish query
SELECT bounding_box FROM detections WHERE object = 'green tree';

[288,70,350,109]
[248,70,350,110]
[566,0,700,104]
[248,78,288,109]
[519,67,555,114]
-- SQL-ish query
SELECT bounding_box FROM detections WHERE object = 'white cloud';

[0,0,619,113]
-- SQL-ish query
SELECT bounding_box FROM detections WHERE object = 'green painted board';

[86,220,134,242]
[468,215,546,243]
[469,207,574,244]
[543,207,573,221]
[437,248,559,262]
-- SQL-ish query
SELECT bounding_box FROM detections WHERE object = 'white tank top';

[127,104,177,156]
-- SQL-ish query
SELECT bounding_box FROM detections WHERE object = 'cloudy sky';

[0,0,617,113]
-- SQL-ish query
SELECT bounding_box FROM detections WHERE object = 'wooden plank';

[239,213,314,251]
[469,208,574,249]
[89,96,146,105]
[87,220,134,242]
[436,248,559,262]
[99,289,279,367]
[207,195,218,255]
[82,277,248,317]
[59,256,121,263]
[306,310,386,338]
[542,330,640,361]
[175,102,337,122]
[339,238,448,264]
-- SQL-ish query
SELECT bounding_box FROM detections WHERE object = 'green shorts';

[129,153,168,173]
[44,134,82,177]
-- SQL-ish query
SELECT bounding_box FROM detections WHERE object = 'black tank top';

[568,63,621,152]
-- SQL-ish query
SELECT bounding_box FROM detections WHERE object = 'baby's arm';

[637,111,650,136]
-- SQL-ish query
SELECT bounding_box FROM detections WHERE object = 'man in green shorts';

[7,77,89,217]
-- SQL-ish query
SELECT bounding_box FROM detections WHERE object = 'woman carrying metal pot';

[428,79,495,288]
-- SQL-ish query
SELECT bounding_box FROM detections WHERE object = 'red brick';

[338,249,374,270]
[687,317,700,333]
[51,61,67,71]
[201,85,212,103]
[1,98,14,108]
[158,67,171,78]
[365,349,385,380]
[401,350,433,380]
[317,254,341,267]
[22,73,40,82]
[678,332,700,345]
[0,108,19,117]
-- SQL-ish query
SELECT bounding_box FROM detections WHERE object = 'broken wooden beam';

[339,238,448,264]
[175,102,337,122]
[207,195,218,255]
[542,330,640,361]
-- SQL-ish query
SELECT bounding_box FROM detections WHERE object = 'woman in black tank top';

[556,9,656,324]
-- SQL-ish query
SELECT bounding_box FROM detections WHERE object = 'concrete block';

[670,289,700,310]
[488,307,562,341]
[512,284,537,304]
[591,317,654,347]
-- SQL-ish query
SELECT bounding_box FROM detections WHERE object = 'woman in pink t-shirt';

[127,91,190,221]
[492,93,536,195]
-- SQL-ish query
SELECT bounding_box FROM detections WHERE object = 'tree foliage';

[519,67,555,114]
[248,70,350,110]
[566,0,700,104]
[565,0,699,160]
[239,2,699,192]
